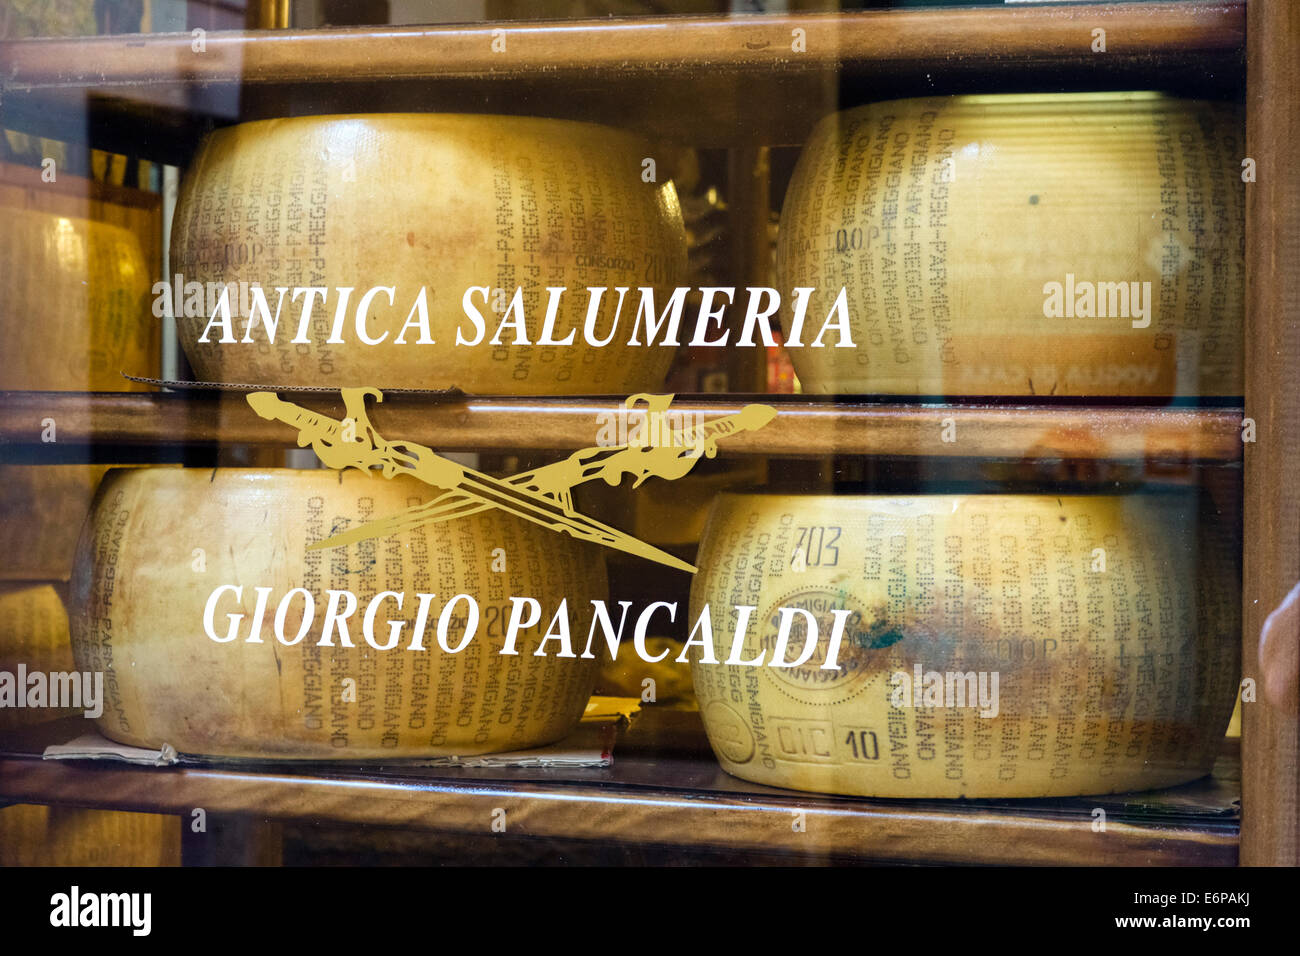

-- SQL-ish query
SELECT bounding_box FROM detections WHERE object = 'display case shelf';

[0,711,1240,867]
[0,390,1245,462]
[1,3,1243,84]
[0,2,1245,160]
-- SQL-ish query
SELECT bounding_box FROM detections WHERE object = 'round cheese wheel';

[0,804,180,867]
[689,492,1238,798]
[0,465,110,582]
[171,114,688,394]
[0,583,79,729]
[67,467,608,759]
[0,206,155,581]
[0,208,156,390]
[776,93,1244,397]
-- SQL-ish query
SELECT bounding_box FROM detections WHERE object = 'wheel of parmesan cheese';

[0,465,111,582]
[171,114,688,394]
[776,93,1244,397]
[0,583,80,729]
[0,804,181,867]
[67,467,607,759]
[0,207,156,581]
[689,492,1238,798]
[0,208,157,391]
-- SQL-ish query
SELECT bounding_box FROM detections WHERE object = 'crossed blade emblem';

[247,388,776,573]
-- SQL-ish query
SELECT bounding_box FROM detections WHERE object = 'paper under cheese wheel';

[0,583,79,729]
[689,493,1238,798]
[67,467,607,758]
[0,208,156,391]
[0,465,110,581]
[0,805,180,867]
[776,93,1244,397]
[171,113,687,394]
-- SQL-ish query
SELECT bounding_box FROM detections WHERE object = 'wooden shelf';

[0,712,1239,866]
[1,4,1243,85]
[0,390,1244,463]
[0,2,1244,157]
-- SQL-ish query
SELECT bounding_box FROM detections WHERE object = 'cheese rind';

[0,208,156,391]
[0,206,156,582]
[0,466,110,582]
[775,93,1245,397]
[0,805,180,867]
[171,113,688,394]
[67,467,607,758]
[0,583,79,729]
[689,492,1239,798]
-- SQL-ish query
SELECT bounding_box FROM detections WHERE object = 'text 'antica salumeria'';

[191,285,857,349]
[203,585,855,671]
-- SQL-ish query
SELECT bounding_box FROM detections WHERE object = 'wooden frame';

[2,0,1293,866]
[1241,0,1300,867]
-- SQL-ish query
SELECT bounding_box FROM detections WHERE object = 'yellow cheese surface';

[0,583,80,729]
[0,208,156,390]
[0,204,156,582]
[0,805,180,867]
[776,93,1244,397]
[171,113,688,394]
[67,467,608,759]
[689,492,1239,798]
[0,466,112,582]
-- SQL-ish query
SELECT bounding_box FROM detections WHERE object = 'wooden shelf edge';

[0,3,1243,89]
[0,755,1238,866]
[0,391,1245,462]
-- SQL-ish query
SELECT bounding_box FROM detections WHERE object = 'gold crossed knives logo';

[246,388,776,573]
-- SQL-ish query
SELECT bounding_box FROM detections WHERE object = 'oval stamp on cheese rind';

[703,701,756,765]
[757,587,900,706]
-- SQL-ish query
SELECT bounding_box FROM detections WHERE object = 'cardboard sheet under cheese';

[689,492,1239,798]
[68,467,608,759]
[776,93,1245,397]
[171,113,688,394]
